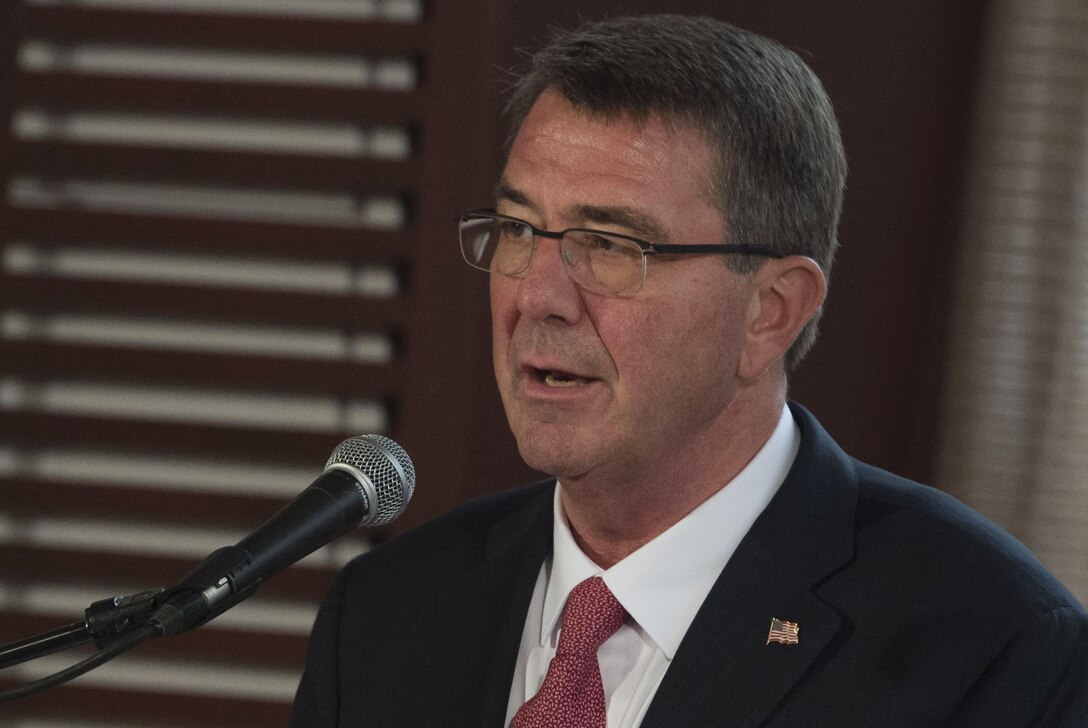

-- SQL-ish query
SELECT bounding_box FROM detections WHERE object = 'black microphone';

[149,434,415,636]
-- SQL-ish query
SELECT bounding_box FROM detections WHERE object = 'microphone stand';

[0,547,261,702]
[0,588,163,670]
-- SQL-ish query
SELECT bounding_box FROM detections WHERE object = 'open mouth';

[531,367,588,388]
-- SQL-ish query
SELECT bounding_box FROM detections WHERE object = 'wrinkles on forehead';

[502,90,725,236]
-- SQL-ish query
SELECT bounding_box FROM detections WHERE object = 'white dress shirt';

[504,405,801,727]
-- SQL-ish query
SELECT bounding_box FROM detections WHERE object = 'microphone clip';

[85,588,165,648]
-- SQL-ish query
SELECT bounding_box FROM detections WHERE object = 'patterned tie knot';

[556,576,628,658]
[511,576,627,728]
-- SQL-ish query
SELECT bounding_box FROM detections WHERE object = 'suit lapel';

[642,403,857,728]
[431,482,554,727]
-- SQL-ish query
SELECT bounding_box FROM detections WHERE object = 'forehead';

[501,89,721,234]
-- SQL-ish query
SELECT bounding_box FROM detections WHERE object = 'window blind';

[0,0,511,723]
[938,0,1088,605]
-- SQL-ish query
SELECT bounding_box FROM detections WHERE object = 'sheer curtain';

[938,0,1088,605]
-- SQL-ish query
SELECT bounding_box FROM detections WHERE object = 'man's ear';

[738,256,826,380]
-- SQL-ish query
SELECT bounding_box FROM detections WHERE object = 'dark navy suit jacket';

[291,403,1088,726]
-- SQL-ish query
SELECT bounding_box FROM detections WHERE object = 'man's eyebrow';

[494,180,530,208]
[575,205,667,242]
[492,182,667,241]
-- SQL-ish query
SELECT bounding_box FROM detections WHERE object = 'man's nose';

[515,236,584,323]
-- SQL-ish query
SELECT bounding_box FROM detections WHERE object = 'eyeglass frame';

[458,209,786,295]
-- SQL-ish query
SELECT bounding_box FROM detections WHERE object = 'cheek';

[598,302,683,388]
[609,289,744,397]
[489,277,515,340]
[489,277,520,384]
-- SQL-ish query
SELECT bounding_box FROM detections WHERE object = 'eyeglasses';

[458,209,784,296]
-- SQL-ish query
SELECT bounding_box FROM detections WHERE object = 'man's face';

[491,89,757,484]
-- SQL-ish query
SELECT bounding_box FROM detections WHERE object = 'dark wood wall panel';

[0,274,410,327]
[16,6,427,53]
[15,73,424,120]
[8,207,412,259]
[11,139,421,192]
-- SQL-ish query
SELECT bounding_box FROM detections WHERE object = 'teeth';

[544,372,581,387]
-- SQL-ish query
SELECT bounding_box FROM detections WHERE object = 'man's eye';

[496,220,529,239]
[578,234,638,259]
[588,235,620,251]
[572,233,621,253]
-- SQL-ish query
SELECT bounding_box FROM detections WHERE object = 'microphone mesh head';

[326,435,415,526]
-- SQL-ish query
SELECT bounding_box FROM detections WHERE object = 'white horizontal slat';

[0,514,368,570]
[8,720,161,728]
[2,244,400,298]
[23,0,423,23]
[0,515,239,559]
[0,447,325,498]
[13,109,411,159]
[0,582,326,635]
[1,312,394,364]
[8,178,405,228]
[20,41,418,90]
[0,379,387,434]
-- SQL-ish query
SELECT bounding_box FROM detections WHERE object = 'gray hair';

[505,15,847,369]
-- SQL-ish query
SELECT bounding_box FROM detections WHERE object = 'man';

[292,15,1088,727]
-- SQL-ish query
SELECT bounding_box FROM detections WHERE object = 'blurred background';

[0,0,1084,725]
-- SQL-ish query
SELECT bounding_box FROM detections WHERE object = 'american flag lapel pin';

[766,617,800,645]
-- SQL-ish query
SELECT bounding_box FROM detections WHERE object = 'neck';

[560,389,787,568]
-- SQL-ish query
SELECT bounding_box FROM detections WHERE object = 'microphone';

[149,434,415,636]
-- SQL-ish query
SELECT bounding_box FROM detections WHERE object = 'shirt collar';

[539,404,800,659]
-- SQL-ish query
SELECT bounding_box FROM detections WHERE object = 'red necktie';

[512,576,629,728]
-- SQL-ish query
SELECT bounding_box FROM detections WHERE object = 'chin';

[516,440,569,476]
[514,426,590,479]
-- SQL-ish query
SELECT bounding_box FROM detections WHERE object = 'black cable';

[0,624,159,703]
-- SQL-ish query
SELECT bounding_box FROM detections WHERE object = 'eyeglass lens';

[459,215,645,295]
